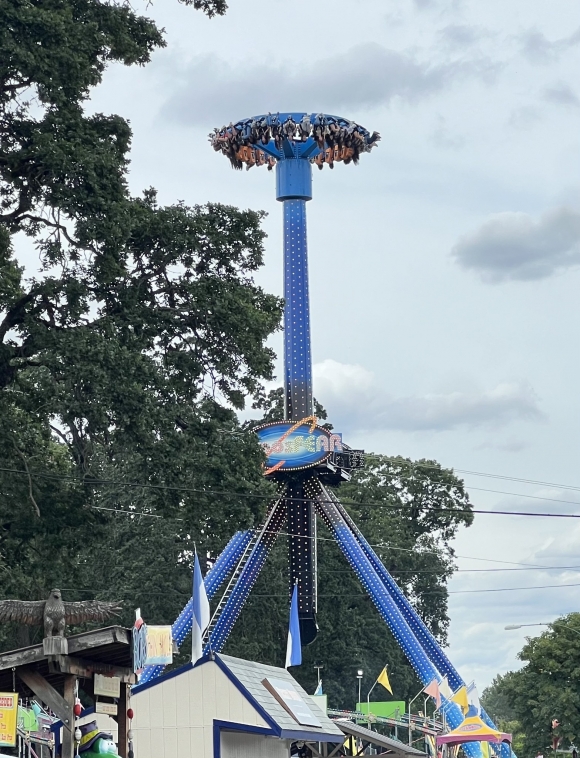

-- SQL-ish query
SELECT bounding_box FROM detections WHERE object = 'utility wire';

[446,582,580,595]
[361,455,580,493]
[456,485,580,509]
[1,465,580,518]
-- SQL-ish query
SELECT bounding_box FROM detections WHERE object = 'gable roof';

[217,654,343,740]
[216,654,342,740]
[132,652,343,743]
[436,715,512,746]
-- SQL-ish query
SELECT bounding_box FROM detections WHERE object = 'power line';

[259,528,579,571]
[455,469,580,493]
[232,582,580,597]
[322,566,580,574]
[2,465,580,519]
[459,485,580,509]
[447,582,580,595]
[363,455,580,494]
[79,505,555,568]
[59,582,580,598]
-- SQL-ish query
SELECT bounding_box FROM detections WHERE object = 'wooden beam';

[49,655,136,683]
[0,627,132,672]
[0,644,44,671]
[62,674,75,758]
[16,667,71,728]
[67,626,130,655]
[117,682,128,758]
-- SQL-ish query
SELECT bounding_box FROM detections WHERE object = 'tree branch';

[12,444,41,517]
[17,213,81,250]
[0,292,35,341]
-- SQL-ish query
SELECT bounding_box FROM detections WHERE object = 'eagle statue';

[0,589,122,638]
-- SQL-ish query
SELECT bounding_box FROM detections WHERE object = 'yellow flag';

[451,685,469,714]
[344,734,356,753]
[377,666,393,694]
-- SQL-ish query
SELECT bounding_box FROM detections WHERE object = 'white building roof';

[218,654,343,739]
[132,652,343,743]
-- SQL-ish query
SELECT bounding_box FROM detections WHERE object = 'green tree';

[482,674,525,756]
[494,615,580,755]
[0,0,282,647]
[482,673,518,724]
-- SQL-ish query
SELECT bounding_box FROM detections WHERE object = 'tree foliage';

[481,674,524,757]
[484,616,580,755]
[0,0,475,715]
[0,0,281,648]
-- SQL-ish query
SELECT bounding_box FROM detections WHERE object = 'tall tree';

[481,673,524,757]
[487,615,580,755]
[0,0,282,647]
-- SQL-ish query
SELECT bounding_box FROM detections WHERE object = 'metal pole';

[276,153,314,422]
[408,684,425,746]
[367,678,379,731]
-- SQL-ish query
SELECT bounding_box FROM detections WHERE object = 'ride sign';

[0,693,18,747]
[133,616,148,675]
[255,418,343,474]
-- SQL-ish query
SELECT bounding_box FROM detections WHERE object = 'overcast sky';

[79,0,580,691]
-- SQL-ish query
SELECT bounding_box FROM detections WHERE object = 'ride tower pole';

[277,157,313,421]
[277,155,318,644]
[208,113,380,647]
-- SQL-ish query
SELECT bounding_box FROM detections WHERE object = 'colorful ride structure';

[140,112,512,758]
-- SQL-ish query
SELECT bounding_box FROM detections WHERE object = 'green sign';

[357,701,406,719]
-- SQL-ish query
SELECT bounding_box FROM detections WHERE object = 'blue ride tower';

[138,112,513,758]
[209,113,379,645]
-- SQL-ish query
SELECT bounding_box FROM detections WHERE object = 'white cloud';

[313,359,543,432]
[475,439,528,453]
[438,24,492,50]
[508,105,543,129]
[530,523,580,564]
[451,207,580,282]
[162,43,499,126]
[519,26,580,65]
[430,115,466,149]
[543,82,580,108]
[448,519,580,685]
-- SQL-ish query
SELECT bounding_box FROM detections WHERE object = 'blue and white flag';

[466,681,481,716]
[314,680,323,696]
[192,551,210,664]
[285,584,302,668]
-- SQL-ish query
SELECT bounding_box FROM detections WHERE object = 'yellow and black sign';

[0,692,18,747]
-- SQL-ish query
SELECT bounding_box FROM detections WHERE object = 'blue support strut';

[204,497,287,653]
[309,477,482,758]
[138,530,253,684]
[328,491,512,758]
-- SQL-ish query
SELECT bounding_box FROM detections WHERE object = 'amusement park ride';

[139,113,511,758]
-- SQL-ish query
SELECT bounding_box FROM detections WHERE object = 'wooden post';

[118,682,129,758]
[62,675,76,758]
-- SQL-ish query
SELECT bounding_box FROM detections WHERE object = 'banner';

[146,626,173,666]
[0,693,18,747]
[255,420,342,473]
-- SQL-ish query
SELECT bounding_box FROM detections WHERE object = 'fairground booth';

[131,652,345,758]
[436,715,512,756]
